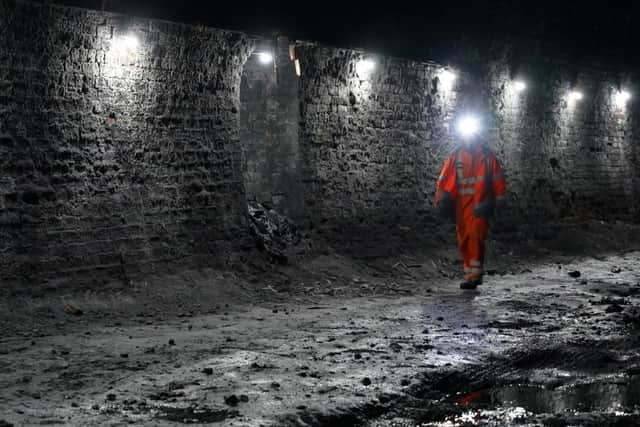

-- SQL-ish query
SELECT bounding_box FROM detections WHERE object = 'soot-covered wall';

[240,37,303,218]
[2,0,639,288]
[0,0,252,288]
[295,43,640,240]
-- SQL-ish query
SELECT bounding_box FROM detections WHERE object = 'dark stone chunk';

[224,395,239,406]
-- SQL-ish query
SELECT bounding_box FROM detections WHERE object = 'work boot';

[460,277,482,290]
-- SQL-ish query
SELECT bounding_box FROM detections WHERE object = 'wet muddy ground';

[2,224,640,426]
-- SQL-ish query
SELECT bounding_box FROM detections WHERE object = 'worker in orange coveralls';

[435,114,506,290]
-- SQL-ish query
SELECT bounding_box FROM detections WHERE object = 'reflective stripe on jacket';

[435,144,506,216]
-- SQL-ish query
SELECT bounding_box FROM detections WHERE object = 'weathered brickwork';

[296,45,462,237]
[481,51,640,223]
[295,43,640,238]
[0,0,252,287]
[2,1,640,286]
[240,37,303,218]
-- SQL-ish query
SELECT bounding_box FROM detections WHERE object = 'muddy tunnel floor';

[3,246,640,426]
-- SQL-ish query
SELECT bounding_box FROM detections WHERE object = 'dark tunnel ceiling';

[41,0,640,68]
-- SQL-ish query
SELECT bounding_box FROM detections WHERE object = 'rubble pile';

[247,202,307,264]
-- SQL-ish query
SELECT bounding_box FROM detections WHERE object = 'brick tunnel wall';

[2,1,640,287]
[295,43,640,243]
[0,0,252,289]
[240,37,304,219]
[295,45,457,242]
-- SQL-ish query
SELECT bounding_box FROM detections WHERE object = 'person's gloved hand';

[473,202,493,218]
[436,191,456,220]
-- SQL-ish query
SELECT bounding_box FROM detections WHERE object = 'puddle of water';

[458,375,640,414]
[155,406,238,423]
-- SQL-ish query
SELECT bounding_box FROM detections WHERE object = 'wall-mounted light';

[456,115,481,139]
[438,69,456,91]
[513,80,527,92]
[614,90,631,108]
[567,91,583,103]
[115,34,139,52]
[256,52,273,64]
[356,59,375,76]
[110,33,139,68]
[294,59,301,77]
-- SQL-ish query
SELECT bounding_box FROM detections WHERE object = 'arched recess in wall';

[239,37,304,219]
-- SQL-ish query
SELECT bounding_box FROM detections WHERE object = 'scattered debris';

[247,202,307,264]
[224,395,239,406]
[63,304,83,316]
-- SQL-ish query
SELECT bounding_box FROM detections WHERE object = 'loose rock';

[224,395,239,406]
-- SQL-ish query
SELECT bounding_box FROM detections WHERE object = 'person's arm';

[435,156,457,216]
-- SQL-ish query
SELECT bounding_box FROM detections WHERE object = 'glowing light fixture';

[117,34,139,51]
[294,59,301,77]
[110,33,140,68]
[456,115,481,139]
[568,91,583,102]
[614,90,631,108]
[513,80,527,92]
[439,69,456,90]
[356,59,375,76]
[257,52,273,64]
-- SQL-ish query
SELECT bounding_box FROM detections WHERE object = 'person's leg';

[456,219,470,279]
[466,217,489,284]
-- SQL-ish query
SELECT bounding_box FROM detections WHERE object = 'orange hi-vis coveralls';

[435,144,506,281]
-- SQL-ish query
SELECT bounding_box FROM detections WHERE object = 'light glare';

[614,90,631,108]
[257,52,273,64]
[439,69,456,90]
[457,115,481,139]
[356,59,375,76]
[514,80,526,92]
[568,91,583,102]
[118,34,139,51]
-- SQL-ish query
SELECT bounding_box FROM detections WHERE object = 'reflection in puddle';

[492,375,640,413]
[420,376,640,426]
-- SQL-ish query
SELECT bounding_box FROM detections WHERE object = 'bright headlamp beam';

[457,115,481,138]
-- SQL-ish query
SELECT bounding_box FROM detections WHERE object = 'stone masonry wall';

[2,0,640,287]
[240,37,303,218]
[0,0,252,289]
[296,45,464,241]
[295,43,640,241]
